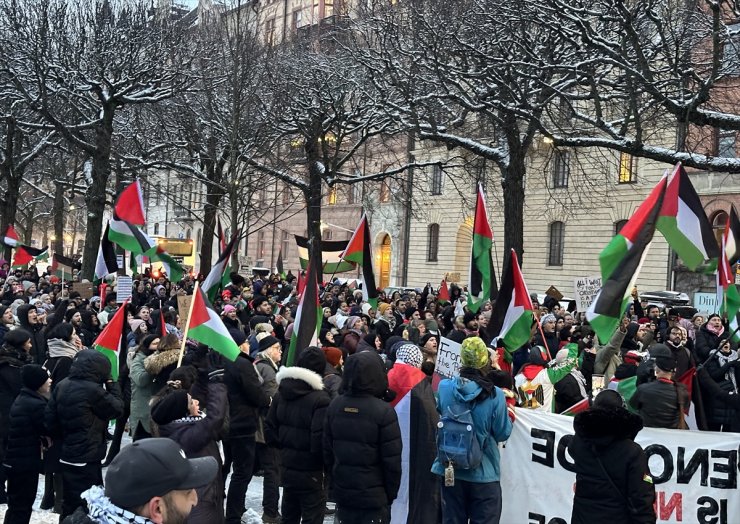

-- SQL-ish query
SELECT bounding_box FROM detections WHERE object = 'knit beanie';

[395,343,423,369]
[258,335,281,352]
[460,337,489,369]
[377,303,391,316]
[296,346,327,375]
[150,390,190,425]
[322,347,343,367]
[21,364,49,391]
[540,313,556,325]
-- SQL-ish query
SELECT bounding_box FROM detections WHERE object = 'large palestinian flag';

[12,245,48,267]
[725,205,740,265]
[340,214,378,308]
[467,184,497,312]
[51,253,82,278]
[108,218,156,254]
[93,299,128,380]
[185,285,241,361]
[295,235,355,274]
[587,173,668,343]
[114,180,146,226]
[656,163,718,271]
[386,362,440,524]
[201,233,239,302]
[286,261,321,367]
[489,249,534,356]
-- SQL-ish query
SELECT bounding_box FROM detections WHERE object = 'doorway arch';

[454,220,473,282]
[378,234,392,289]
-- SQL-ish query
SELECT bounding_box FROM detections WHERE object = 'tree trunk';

[200,189,222,275]
[80,107,114,281]
[304,138,324,284]
[229,189,239,271]
[0,169,20,262]
[52,182,65,255]
[501,139,526,271]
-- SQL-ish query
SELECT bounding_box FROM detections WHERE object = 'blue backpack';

[436,398,484,469]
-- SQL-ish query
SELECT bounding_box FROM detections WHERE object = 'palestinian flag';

[147,246,184,282]
[676,367,708,431]
[286,261,321,367]
[438,279,450,304]
[276,248,285,278]
[726,206,740,265]
[340,214,378,308]
[296,270,306,296]
[93,299,129,380]
[561,398,590,416]
[108,218,156,254]
[607,376,639,412]
[467,184,497,313]
[12,245,48,267]
[587,173,668,343]
[186,285,240,361]
[1,225,19,248]
[51,253,81,278]
[114,180,145,226]
[489,249,534,356]
[202,233,239,302]
[295,236,355,274]
[95,222,119,282]
[387,362,440,524]
[656,163,718,271]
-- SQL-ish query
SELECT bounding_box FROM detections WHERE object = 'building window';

[614,219,628,235]
[282,185,291,206]
[257,231,265,259]
[552,150,569,188]
[618,152,637,183]
[281,231,290,259]
[153,223,160,236]
[313,0,333,18]
[186,229,192,239]
[322,229,333,240]
[265,18,275,46]
[717,130,737,158]
[427,223,440,262]
[196,229,202,251]
[327,186,337,205]
[292,9,303,30]
[548,221,565,266]
[712,210,729,247]
[431,165,443,195]
[721,26,740,75]
[379,180,391,203]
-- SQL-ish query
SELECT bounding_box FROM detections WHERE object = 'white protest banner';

[572,275,602,312]
[500,408,740,524]
[116,276,133,304]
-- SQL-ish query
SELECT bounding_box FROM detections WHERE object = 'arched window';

[548,221,565,266]
[427,223,440,262]
[712,210,729,246]
[614,219,629,235]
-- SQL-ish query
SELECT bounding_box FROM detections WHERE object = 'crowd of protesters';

[0,263,738,524]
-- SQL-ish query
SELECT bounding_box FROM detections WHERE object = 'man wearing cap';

[223,331,271,524]
[63,438,218,524]
[629,344,690,429]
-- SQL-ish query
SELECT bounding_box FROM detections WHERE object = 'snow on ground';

[0,435,335,524]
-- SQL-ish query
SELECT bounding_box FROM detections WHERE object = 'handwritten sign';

[572,275,602,312]
[434,337,462,380]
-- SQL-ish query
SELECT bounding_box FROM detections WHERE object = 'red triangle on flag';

[189,288,211,328]
[473,185,493,240]
[297,270,306,296]
[3,225,19,244]
[438,279,450,303]
[12,247,33,267]
[114,180,146,226]
[94,299,129,352]
[341,216,366,264]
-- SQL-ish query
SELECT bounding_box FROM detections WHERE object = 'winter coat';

[265,366,330,489]
[253,353,279,443]
[570,407,656,524]
[629,378,689,429]
[323,351,402,510]
[515,343,578,412]
[144,347,180,386]
[374,318,393,347]
[129,350,159,435]
[702,352,740,428]
[0,323,12,347]
[16,304,47,364]
[554,370,588,414]
[0,345,33,440]
[533,330,559,357]
[223,351,270,437]
[695,324,727,362]
[431,374,512,483]
[44,338,81,387]
[45,349,124,464]
[594,328,628,382]
[322,363,342,400]
[3,387,49,472]
[698,368,740,432]
[156,380,227,523]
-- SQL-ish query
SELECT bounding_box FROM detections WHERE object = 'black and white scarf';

[83,486,156,524]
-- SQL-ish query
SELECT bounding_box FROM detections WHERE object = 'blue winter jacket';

[431,376,512,483]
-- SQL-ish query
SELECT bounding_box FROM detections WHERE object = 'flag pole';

[533,314,553,361]
[177,281,200,367]
[491,239,501,289]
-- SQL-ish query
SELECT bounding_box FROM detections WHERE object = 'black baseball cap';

[105,438,218,508]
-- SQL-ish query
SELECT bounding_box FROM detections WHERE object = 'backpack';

[436,398,485,469]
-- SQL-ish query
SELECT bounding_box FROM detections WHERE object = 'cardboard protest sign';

[573,275,602,312]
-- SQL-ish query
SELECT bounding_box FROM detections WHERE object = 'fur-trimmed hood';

[144,347,179,376]
[573,406,643,449]
[276,365,324,400]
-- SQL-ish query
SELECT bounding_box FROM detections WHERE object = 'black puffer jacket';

[266,366,330,489]
[323,351,401,510]
[16,304,46,365]
[0,345,32,440]
[629,379,689,429]
[570,406,656,524]
[694,324,727,362]
[45,349,124,464]
[322,363,341,400]
[698,368,740,432]
[4,387,49,472]
[223,352,270,437]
